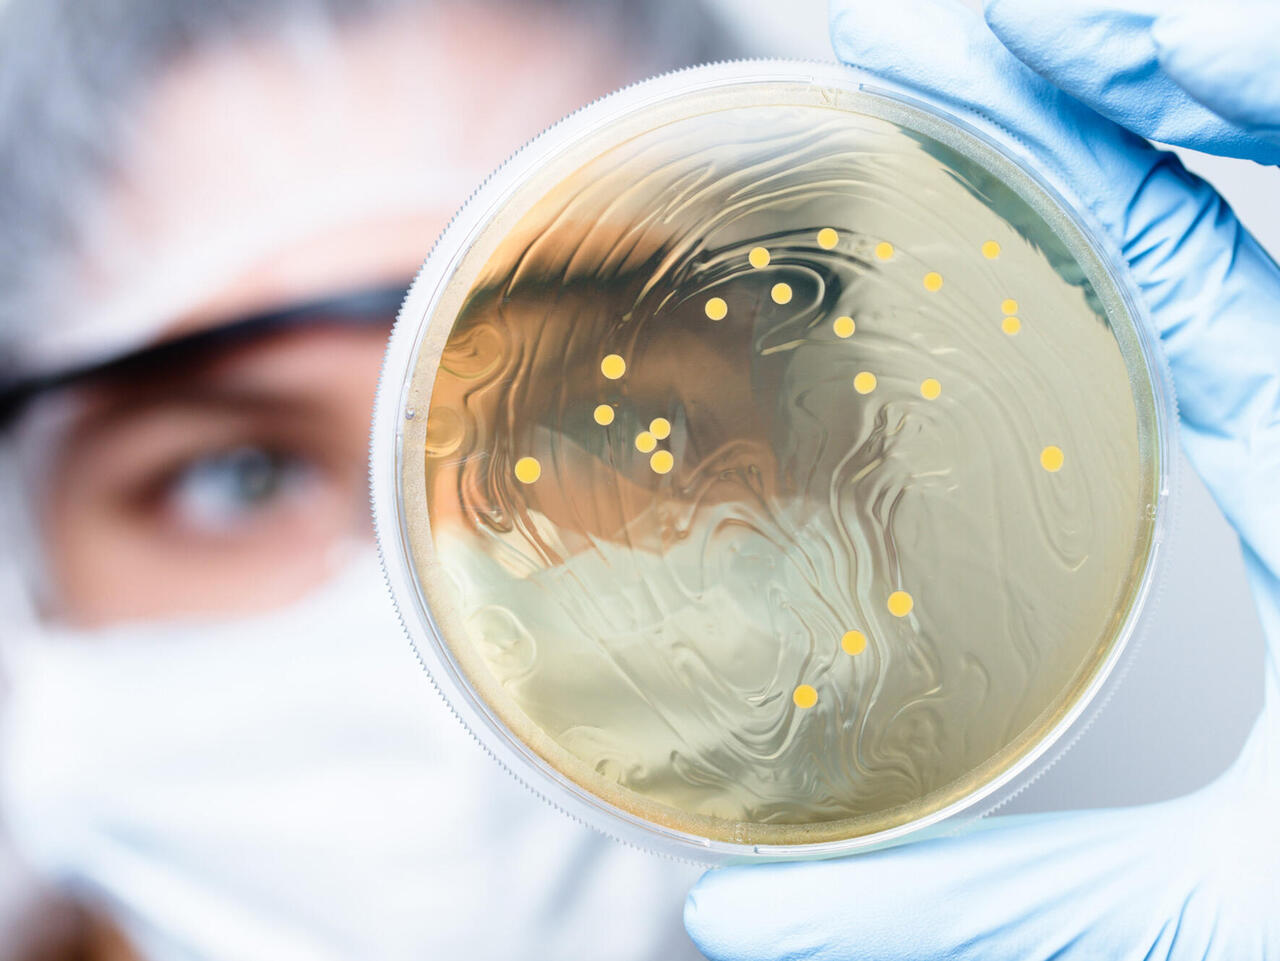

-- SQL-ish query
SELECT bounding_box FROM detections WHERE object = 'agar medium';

[371,61,1176,861]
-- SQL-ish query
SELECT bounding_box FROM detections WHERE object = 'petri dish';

[371,60,1176,861]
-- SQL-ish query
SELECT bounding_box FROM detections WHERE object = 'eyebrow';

[67,382,340,445]
[0,283,408,428]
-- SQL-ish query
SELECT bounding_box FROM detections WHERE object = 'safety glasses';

[0,283,409,429]
[6,281,409,624]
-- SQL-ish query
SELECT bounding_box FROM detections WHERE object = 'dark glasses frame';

[0,283,410,428]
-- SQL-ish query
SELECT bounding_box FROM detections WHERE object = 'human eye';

[161,444,319,535]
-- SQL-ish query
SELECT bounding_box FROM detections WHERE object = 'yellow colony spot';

[650,450,674,475]
[1002,298,1019,315]
[705,296,728,321]
[874,241,894,261]
[635,431,657,453]
[748,246,770,269]
[793,684,818,709]
[1041,445,1065,472]
[593,404,615,426]
[853,371,877,394]
[920,378,941,400]
[833,315,856,338]
[1002,315,1022,335]
[649,417,671,440]
[923,271,943,292]
[981,240,1001,259]
[817,228,839,249]
[841,630,867,656]
[601,354,626,379]
[513,457,541,484]
[887,590,914,617]
[771,282,793,305]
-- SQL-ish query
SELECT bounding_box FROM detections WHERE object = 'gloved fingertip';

[682,869,738,961]
[980,0,1026,45]
[827,1,857,61]
[1148,9,1198,72]
[686,866,796,961]
[980,0,1068,70]
[979,0,1009,24]
[1151,6,1280,130]
[829,0,979,69]
[827,0,891,67]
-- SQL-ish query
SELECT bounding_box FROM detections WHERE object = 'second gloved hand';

[684,0,1280,958]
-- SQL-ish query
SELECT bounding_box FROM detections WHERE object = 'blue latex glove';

[684,1,1280,957]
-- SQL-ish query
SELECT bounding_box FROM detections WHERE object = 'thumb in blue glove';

[983,0,1280,163]
[685,1,1280,957]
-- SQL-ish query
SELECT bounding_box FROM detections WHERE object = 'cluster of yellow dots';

[633,416,675,475]
[516,353,675,482]
[1001,298,1021,336]
[514,229,1067,715]
[600,356,675,472]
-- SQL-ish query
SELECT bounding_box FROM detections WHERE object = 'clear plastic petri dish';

[370,60,1177,862]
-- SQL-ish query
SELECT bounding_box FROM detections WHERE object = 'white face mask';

[0,551,700,961]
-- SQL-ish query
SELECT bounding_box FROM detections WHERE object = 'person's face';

[26,3,635,626]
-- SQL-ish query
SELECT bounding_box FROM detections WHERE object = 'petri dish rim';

[370,59,1179,863]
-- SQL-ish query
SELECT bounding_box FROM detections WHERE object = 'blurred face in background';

[27,2,636,625]
[0,6,731,959]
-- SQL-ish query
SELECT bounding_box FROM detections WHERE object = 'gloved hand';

[683,0,1280,957]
